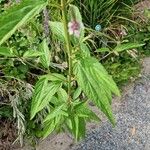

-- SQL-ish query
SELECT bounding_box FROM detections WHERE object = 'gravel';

[72,76,150,150]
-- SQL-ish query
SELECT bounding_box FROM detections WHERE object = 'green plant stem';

[61,0,72,104]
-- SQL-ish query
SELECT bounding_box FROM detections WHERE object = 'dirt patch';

[0,119,18,150]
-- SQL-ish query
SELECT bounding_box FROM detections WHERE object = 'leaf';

[75,102,100,122]
[40,39,51,68]
[41,73,66,82]
[0,47,14,57]
[73,87,82,100]
[23,50,44,57]
[0,0,47,45]
[42,120,55,138]
[49,21,65,42]
[30,77,61,119]
[74,116,79,140]
[70,116,86,141]
[69,5,82,23]
[80,43,90,57]
[43,104,65,123]
[96,47,110,52]
[77,118,86,140]
[42,113,63,139]
[73,56,120,125]
[57,88,68,102]
[114,43,145,52]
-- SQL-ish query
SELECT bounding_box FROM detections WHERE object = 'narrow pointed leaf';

[44,104,65,122]
[70,116,86,141]
[0,0,47,45]
[42,121,55,139]
[41,73,66,82]
[96,47,110,52]
[30,77,61,119]
[57,88,68,102]
[40,39,51,68]
[49,21,65,42]
[75,103,100,122]
[23,50,44,57]
[114,43,145,52]
[0,47,14,57]
[73,87,82,100]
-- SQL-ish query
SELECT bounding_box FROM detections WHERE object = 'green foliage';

[73,55,120,125]
[49,21,65,42]
[103,54,141,86]
[29,1,120,141]
[0,46,15,57]
[0,0,47,45]
[0,106,13,118]
[0,0,147,147]
[23,50,44,58]
[74,0,137,29]
[126,23,150,56]
[39,39,51,68]
[114,43,144,52]
[30,75,63,119]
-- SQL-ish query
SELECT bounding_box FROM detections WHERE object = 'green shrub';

[0,0,120,143]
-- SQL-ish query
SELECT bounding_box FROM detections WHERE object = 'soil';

[0,119,18,150]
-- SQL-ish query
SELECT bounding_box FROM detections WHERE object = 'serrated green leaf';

[74,116,79,140]
[30,77,61,119]
[75,102,100,122]
[41,73,66,82]
[0,0,47,45]
[70,116,86,141]
[0,47,14,57]
[78,118,86,140]
[73,87,82,100]
[57,88,68,102]
[69,5,82,22]
[42,120,55,139]
[73,56,120,125]
[96,47,110,52]
[114,43,145,52]
[80,43,90,57]
[30,77,47,119]
[40,39,51,68]
[23,50,44,57]
[49,21,65,42]
[44,104,65,123]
